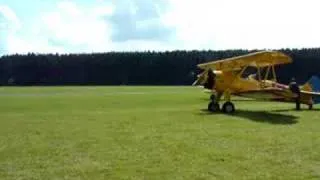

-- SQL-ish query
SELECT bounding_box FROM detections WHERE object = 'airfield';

[1,86,320,179]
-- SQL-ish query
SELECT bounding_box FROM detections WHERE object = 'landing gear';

[208,101,220,112]
[222,101,235,113]
[207,101,235,114]
[207,91,235,114]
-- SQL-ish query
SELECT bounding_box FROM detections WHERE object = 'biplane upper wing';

[197,51,292,71]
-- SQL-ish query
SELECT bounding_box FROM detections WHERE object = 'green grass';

[1,86,320,179]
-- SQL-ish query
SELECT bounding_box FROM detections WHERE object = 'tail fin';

[301,75,320,92]
[301,75,320,104]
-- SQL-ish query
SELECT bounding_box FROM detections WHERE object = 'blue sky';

[1,0,320,55]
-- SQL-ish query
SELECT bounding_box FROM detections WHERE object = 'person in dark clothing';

[289,78,301,110]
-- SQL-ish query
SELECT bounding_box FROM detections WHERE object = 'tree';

[0,48,319,86]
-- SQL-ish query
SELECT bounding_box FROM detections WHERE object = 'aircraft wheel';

[222,101,235,113]
[208,101,220,112]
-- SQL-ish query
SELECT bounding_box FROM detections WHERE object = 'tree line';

[0,48,319,86]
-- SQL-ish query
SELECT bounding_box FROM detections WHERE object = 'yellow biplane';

[193,51,320,113]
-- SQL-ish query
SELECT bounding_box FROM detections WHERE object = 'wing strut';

[264,66,271,80]
[272,65,277,82]
[257,64,262,87]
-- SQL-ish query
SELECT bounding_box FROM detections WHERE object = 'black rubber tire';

[222,101,235,113]
[208,101,220,112]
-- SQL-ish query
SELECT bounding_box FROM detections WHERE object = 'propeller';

[204,68,216,90]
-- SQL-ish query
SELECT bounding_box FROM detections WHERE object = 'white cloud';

[41,1,114,52]
[0,1,178,55]
[107,0,174,42]
[2,0,320,55]
[0,1,116,55]
[6,34,66,54]
[0,5,67,54]
[0,5,20,31]
[0,5,21,54]
[38,0,176,52]
[164,0,320,50]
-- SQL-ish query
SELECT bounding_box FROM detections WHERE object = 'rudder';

[307,76,320,92]
[301,75,320,104]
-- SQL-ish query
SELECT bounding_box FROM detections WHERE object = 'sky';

[0,0,320,55]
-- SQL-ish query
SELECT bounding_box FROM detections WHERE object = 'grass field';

[1,86,320,179]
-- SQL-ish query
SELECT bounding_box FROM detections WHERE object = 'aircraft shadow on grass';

[198,109,298,125]
[271,107,320,112]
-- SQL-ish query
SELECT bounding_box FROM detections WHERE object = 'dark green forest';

[0,48,320,86]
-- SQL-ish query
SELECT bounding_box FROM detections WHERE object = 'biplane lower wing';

[233,88,295,101]
[234,75,320,105]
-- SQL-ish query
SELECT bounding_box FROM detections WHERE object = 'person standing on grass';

[289,77,301,110]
